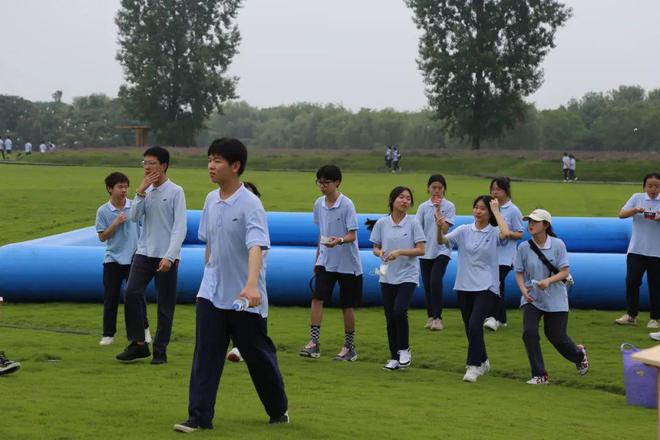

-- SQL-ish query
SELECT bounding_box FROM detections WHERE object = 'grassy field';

[0,163,657,439]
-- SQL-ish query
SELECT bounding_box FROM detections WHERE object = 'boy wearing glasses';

[116,147,187,364]
[299,165,363,361]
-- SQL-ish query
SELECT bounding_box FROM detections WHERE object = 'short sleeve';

[198,197,209,243]
[344,200,359,232]
[622,194,638,211]
[416,204,426,230]
[555,239,569,270]
[246,202,270,250]
[313,199,321,226]
[412,219,426,244]
[369,219,382,245]
[444,224,464,249]
[514,245,525,273]
[95,207,109,233]
[444,201,456,226]
[511,208,524,232]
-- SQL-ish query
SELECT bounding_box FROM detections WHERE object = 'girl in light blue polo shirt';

[436,195,511,383]
[370,186,426,371]
[514,209,588,384]
[484,177,524,331]
[416,174,456,331]
[615,172,660,329]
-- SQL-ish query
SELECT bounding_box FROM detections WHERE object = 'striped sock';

[310,325,321,343]
[344,331,355,350]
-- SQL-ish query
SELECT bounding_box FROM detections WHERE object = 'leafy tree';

[116,0,242,145]
[406,0,571,149]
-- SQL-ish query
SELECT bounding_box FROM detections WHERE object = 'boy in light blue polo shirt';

[174,138,288,433]
[299,165,363,362]
[95,172,144,346]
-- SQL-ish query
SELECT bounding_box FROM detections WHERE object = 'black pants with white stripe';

[187,298,288,428]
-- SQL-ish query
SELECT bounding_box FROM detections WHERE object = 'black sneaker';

[269,411,289,424]
[151,352,168,365]
[173,419,211,433]
[116,342,150,362]
[0,352,21,376]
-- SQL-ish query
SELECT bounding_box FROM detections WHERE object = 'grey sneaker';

[576,345,589,375]
[299,341,320,358]
[615,314,636,325]
[334,346,358,362]
[0,352,20,376]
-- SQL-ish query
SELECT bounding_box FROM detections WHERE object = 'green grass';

[0,304,656,440]
[0,164,656,439]
[0,164,637,246]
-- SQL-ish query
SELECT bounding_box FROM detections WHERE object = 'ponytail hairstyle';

[544,222,557,238]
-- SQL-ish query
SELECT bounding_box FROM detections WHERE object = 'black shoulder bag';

[527,239,574,288]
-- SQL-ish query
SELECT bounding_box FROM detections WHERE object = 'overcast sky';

[1,0,659,111]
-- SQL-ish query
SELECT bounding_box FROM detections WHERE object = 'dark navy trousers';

[187,298,288,427]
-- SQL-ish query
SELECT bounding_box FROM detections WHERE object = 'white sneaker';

[483,317,498,332]
[480,359,491,374]
[398,349,411,368]
[227,347,243,362]
[615,314,636,325]
[527,375,549,385]
[144,327,153,343]
[99,336,114,345]
[383,359,400,371]
[430,318,444,331]
[648,319,660,329]
[650,332,660,341]
[463,365,481,382]
[424,317,433,329]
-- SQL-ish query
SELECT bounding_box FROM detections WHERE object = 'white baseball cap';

[523,209,553,224]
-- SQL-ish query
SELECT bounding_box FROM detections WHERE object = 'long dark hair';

[544,222,557,238]
[473,195,498,227]
[490,176,512,198]
[243,181,261,198]
[388,186,414,214]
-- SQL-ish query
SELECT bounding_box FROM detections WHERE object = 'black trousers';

[102,262,149,337]
[626,253,660,319]
[457,290,499,366]
[381,283,416,359]
[563,169,569,180]
[420,256,450,319]
[490,265,512,324]
[521,304,582,377]
[124,254,178,355]
[188,298,288,428]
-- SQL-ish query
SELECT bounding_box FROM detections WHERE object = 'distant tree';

[116,0,242,145]
[406,0,571,149]
[52,90,63,103]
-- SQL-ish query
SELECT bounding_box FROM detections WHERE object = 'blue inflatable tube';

[183,211,633,253]
[0,241,648,310]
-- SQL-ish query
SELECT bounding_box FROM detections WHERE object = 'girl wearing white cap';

[515,209,589,384]
[615,172,660,330]
[436,195,511,382]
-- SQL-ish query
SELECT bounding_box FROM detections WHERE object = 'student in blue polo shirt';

[436,195,511,383]
[484,177,524,332]
[300,165,363,361]
[416,174,455,331]
[615,172,660,329]
[515,209,589,384]
[174,138,288,433]
[95,172,146,346]
[370,186,425,370]
[116,147,187,364]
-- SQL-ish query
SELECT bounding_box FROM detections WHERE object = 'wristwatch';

[339,237,345,245]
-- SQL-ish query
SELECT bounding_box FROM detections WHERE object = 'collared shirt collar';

[644,193,658,201]
[470,222,493,233]
[501,200,512,209]
[107,198,132,212]
[216,184,246,206]
[323,193,343,210]
[389,213,409,227]
[534,236,552,250]
[149,179,172,193]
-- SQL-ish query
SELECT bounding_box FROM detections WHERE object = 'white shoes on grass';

[463,359,490,383]
[99,328,151,346]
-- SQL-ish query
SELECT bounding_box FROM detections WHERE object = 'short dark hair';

[473,195,498,227]
[104,172,130,192]
[490,176,512,198]
[427,174,447,192]
[316,165,342,184]
[144,146,170,172]
[243,181,261,198]
[643,172,660,187]
[388,186,414,213]
[208,138,247,175]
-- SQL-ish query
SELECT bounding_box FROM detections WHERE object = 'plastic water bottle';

[232,297,250,311]
[531,279,548,295]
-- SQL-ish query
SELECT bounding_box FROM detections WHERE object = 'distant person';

[369,186,425,370]
[568,154,577,182]
[3,136,11,159]
[48,142,56,151]
[416,174,456,331]
[562,152,570,182]
[115,147,187,364]
[0,136,5,160]
[0,351,20,376]
[384,146,392,170]
[515,209,589,384]
[39,142,47,153]
[484,177,524,332]
[24,140,32,155]
[173,138,288,432]
[96,172,147,346]
[615,172,660,329]
[299,165,363,361]
[391,146,401,172]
